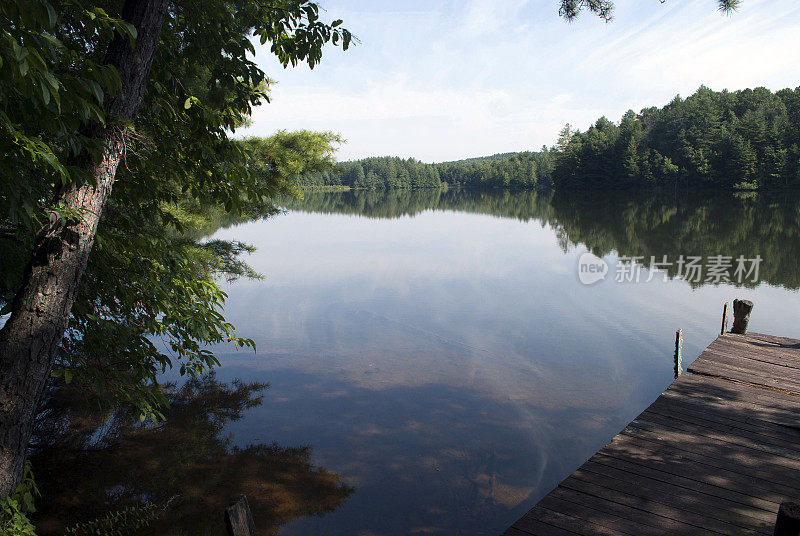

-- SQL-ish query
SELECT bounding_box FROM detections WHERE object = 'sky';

[241,0,800,163]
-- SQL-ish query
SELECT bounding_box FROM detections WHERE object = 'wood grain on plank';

[504,333,800,536]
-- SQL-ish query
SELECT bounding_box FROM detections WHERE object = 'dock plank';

[691,351,800,390]
[602,434,800,505]
[504,332,800,535]
[539,492,673,536]
[705,340,800,370]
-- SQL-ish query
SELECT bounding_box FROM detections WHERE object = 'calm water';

[204,189,800,535]
[32,188,800,535]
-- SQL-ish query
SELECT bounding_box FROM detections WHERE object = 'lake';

[204,188,800,535]
[33,188,800,536]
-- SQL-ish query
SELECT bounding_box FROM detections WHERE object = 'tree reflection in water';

[30,374,353,535]
[284,188,800,289]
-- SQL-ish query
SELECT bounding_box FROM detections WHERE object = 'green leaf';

[45,2,57,27]
[118,21,138,45]
[41,83,50,105]
[12,41,27,62]
[88,80,104,105]
[43,71,59,92]
[40,150,60,171]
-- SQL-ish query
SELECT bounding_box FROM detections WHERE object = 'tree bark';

[0,0,169,497]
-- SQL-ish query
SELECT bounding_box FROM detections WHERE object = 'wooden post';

[674,329,683,379]
[731,299,754,335]
[721,302,729,335]
[226,496,256,536]
[774,502,800,536]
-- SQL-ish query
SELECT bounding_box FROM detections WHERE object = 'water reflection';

[36,189,796,536]
[216,366,619,536]
[205,188,800,535]
[30,375,352,536]
[548,190,800,289]
[283,188,800,288]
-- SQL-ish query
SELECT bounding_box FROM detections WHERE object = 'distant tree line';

[299,85,800,192]
[297,151,554,190]
[552,86,800,189]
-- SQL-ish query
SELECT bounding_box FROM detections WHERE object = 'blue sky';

[242,0,800,162]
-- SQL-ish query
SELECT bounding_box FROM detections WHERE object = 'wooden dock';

[504,331,800,536]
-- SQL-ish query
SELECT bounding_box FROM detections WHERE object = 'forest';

[300,86,800,191]
[2,0,776,534]
[297,150,554,189]
[552,86,800,189]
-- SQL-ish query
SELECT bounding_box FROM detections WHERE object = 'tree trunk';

[0,0,169,497]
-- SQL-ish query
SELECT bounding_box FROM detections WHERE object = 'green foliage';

[244,130,343,197]
[0,0,350,423]
[64,497,177,536]
[551,86,800,190]
[25,129,341,423]
[0,463,39,536]
[0,0,354,240]
[0,0,132,229]
[299,150,554,190]
[559,0,741,22]
[559,0,614,21]
[53,204,259,423]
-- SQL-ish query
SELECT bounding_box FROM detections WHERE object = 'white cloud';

[460,0,531,36]
[240,0,800,162]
